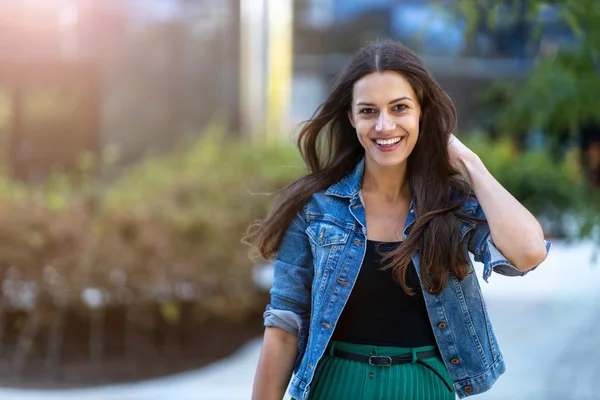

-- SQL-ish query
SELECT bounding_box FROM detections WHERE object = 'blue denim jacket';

[263,158,551,399]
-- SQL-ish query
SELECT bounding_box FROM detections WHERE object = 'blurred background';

[0,0,598,399]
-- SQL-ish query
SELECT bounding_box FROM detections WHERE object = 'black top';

[331,240,437,347]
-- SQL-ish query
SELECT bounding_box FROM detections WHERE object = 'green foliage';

[465,133,584,212]
[105,128,302,209]
[463,0,600,137]
[486,49,600,138]
[463,132,598,238]
[0,127,304,323]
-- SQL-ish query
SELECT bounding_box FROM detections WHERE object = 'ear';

[348,110,355,128]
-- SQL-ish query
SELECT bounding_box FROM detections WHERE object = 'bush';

[0,127,305,323]
[0,127,311,386]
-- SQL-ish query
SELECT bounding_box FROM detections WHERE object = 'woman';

[247,40,550,400]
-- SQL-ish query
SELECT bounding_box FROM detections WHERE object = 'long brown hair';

[246,39,477,295]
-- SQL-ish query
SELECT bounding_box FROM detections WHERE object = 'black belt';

[332,348,454,393]
[332,348,440,366]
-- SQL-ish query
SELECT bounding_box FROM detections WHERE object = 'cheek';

[356,132,369,148]
[399,114,420,132]
[354,120,372,137]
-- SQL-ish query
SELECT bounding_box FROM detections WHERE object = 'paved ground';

[474,241,600,400]
[0,241,598,400]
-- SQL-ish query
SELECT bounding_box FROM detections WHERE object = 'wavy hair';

[245,39,477,295]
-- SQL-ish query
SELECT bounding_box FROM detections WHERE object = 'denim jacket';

[263,158,551,399]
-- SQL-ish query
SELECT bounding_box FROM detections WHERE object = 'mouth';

[371,136,406,151]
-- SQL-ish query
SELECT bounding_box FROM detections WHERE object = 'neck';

[361,159,411,202]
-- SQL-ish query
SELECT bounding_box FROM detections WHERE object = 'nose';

[375,112,395,133]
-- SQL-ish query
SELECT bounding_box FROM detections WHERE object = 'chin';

[371,154,408,168]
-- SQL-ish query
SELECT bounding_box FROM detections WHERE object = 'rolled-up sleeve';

[467,202,551,283]
[263,208,313,337]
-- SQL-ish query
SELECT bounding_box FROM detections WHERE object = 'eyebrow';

[356,96,413,107]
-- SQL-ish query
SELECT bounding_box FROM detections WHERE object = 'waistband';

[327,341,439,358]
[326,341,454,393]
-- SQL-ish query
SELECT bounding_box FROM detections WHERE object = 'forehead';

[352,71,417,103]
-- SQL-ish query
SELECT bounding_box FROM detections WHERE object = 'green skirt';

[294,341,456,400]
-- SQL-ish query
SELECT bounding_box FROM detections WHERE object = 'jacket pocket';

[306,221,349,277]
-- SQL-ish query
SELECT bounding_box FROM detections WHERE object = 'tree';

[455,0,600,189]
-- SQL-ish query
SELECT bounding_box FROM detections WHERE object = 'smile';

[371,136,406,151]
[374,137,403,146]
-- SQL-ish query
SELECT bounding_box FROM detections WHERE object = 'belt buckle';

[368,355,392,367]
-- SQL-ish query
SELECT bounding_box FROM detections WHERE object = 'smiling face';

[349,71,421,171]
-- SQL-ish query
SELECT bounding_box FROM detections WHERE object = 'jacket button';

[438,322,447,329]
[464,385,473,393]
[450,358,459,365]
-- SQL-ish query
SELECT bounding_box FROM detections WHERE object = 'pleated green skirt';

[294,341,456,400]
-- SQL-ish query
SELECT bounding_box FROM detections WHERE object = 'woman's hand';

[447,133,479,185]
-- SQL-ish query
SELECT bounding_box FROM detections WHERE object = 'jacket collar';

[325,157,418,237]
[324,157,365,199]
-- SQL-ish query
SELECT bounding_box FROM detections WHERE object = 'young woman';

[247,40,550,400]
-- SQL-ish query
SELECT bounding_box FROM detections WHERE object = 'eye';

[392,104,408,112]
[358,108,376,115]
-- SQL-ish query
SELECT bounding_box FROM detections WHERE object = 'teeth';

[375,137,402,145]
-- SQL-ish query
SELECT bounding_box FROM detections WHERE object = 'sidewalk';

[474,241,600,400]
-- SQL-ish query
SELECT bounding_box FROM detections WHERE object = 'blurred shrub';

[0,126,305,325]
